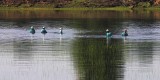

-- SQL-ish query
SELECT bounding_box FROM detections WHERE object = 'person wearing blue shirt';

[29,26,35,34]
[106,29,112,37]
[41,27,47,34]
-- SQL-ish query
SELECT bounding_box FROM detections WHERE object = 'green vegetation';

[0,0,159,11]
[0,5,132,11]
[137,2,151,8]
[0,5,160,11]
[53,7,131,11]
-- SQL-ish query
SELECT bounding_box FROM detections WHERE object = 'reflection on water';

[123,41,160,80]
[0,10,160,80]
[72,38,124,80]
[1,10,160,20]
[0,25,76,80]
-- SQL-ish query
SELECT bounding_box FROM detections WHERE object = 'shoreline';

[0,6,132,11]
[0,6,159,11]
[0,6,131,11]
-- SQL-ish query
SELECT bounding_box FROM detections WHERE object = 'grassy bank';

[0,7,54,10]
[53,6,131,11]
[143,6,160,10]
[0,6,132,11]
[0,5,159,11]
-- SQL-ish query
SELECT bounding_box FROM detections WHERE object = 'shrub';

[137,2,151,8]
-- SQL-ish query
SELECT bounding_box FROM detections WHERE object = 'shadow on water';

[72,38,124,80]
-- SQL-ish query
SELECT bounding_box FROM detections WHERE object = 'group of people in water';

[106,29,128,37]
[29,26,128,37]
[29,26,63,34]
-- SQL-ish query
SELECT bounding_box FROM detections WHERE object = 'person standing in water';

[106,29,112,37]
[29,26,35,34]
[121,29,128,36]
[59,28,63,34]
[41,27,47,34]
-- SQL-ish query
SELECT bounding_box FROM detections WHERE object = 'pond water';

[0,10,160,80]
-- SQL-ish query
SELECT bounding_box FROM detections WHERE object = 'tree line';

[0,0,158,7]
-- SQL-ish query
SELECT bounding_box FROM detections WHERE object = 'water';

[0,10,160,80]
[0,20,77,80]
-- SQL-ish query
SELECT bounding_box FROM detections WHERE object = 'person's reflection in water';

[42,34,45,44]
[123,36,127,45]
[30,34,33,43]
[106,37,111,47]
[59,28,63,45]
[60,34,62,46]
